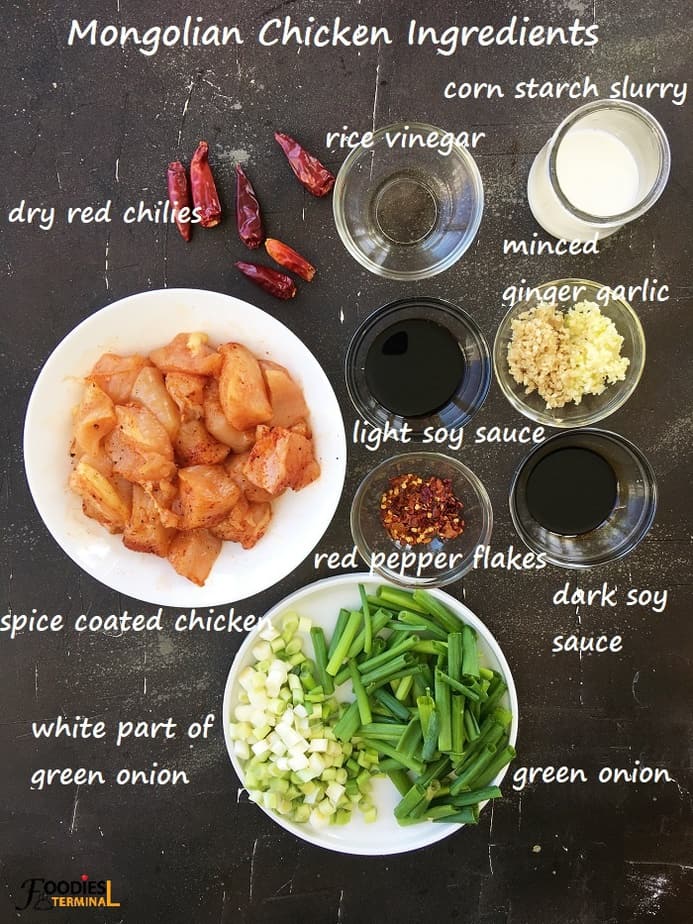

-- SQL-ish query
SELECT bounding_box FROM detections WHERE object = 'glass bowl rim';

[350,450,494,587]
[332,120,485,280]
[345,295,492,435]
[508,427,658,569]
[547,100,671,226]
[493,278,646,428]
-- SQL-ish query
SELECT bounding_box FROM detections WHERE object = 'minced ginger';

[507,300,630,409]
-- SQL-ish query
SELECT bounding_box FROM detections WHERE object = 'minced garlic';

[507,300,630,409]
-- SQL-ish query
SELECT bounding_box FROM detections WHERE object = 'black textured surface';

[1,2,692,922]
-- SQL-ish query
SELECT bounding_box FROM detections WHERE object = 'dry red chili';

[274,131,335,197]
[166,161,192,242]
[235,164,264,249]
[265,238,316,282]
[380,474,465,546]
[235,261,297,300]
[190,141,221,228]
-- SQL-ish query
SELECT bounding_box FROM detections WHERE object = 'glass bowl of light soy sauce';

[510,429,657,568]
[345,297,491,435]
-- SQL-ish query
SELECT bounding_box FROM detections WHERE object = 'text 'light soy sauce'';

[364,318,466,418]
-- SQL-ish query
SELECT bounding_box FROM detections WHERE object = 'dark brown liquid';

[525,447,618,535]
[365,318,465,418]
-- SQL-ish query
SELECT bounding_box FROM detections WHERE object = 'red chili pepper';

[190,141,221,228]
[166,161,192,242]
[235,262,297,300]
[235,164,264,249]
[274,131,335,197]
[265,238,316,282]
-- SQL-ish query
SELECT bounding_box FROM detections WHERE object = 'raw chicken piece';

[243,425,320,497]
[175,419,230,466]
[259,360,310,429]
[131,366,180,439]
[218,342,272,431]
[204,379,256,452]
[104,404,176,483]
[69,459,132,533]
[124,483,176,556]
[211,494,272,549]
[72,381,117,458]
[167,529,222,585]
[149,332,222,376]
[88,353,148,404]
[176,464,241,530]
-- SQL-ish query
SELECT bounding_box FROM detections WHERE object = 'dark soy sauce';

[525,447,618,535]
[365,318,465,417]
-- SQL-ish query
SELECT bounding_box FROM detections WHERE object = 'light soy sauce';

[364,317,465,418]
[525,446,618,535]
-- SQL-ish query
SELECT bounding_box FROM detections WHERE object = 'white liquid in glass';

[555,128,641,217]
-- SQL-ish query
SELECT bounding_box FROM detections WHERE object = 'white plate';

[222,574,519,855]
[23,289,347,607]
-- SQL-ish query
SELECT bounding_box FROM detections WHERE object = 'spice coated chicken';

[69,332,319,585]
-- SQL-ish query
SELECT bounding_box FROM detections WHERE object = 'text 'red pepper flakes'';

[380,473,465,546]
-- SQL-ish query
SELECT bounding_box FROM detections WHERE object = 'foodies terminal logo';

[15,873,122,911]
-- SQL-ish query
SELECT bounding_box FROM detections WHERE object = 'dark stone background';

[1,1,691,921]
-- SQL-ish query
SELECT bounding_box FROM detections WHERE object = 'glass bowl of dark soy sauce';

[510,429,657,568]
[345,297,491,435]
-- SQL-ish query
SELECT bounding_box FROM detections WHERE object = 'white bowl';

[222,574,519,855]
[23,288,347,607]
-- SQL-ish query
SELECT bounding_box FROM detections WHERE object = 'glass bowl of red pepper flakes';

[351,452,493,587]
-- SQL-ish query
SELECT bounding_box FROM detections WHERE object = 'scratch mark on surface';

[200,77,240,107]
[248,837,259,902]
[489,801,495,839]
[517,793,522,833]
[339,308,345,324]
[370,44,382,133]
[114,157,120,183]
[104,235,110,291]
[488,844,495,876]
[337,887,344,922]
[69,786,80,834]
[177,76,196,148]
[626,860,693,871]
[143,675,147,695]
[632,670,642,704]
[576,605,583,705]
[219,888,226,923]
[668,776,692,802]
[368,40,383,181]
[34,663,39,701]
[98,826,104,837]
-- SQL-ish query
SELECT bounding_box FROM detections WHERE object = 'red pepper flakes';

[380,473,464,546]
